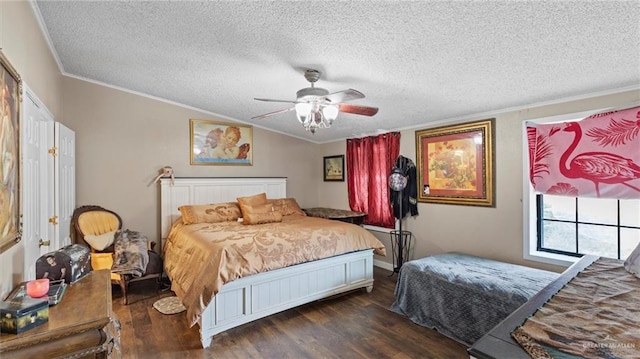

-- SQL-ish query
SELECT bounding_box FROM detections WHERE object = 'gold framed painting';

[323,155,345,181]
[190,119,253,165]
[0,51,22,253]
[415,118,495,207]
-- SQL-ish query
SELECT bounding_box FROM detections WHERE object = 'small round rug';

[153,296,186,315]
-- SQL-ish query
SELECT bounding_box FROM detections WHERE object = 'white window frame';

[521,108,610,267]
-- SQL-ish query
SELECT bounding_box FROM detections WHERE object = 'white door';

[54,123,75,248]
[21,86,54,280]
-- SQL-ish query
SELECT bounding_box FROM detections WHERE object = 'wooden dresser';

[0,269,121,358]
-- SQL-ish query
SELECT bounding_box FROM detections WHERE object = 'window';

[536,194,640,260]
[523,107,640,266]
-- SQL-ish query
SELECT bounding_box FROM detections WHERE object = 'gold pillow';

[179,202,242,225]
[243,211,283,225]
[237,193,268,206]
[267,198,307,216]
[239,202,283,225]
[237,193,268,217]
[241,203,274,215]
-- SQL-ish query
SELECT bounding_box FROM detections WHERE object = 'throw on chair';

[71,205,163,304]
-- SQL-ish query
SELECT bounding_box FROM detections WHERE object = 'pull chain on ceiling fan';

[252,69,378,134]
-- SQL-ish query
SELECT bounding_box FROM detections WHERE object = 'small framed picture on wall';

[323,155,345,182]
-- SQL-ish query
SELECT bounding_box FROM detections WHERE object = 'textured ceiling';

[33,1,640,143]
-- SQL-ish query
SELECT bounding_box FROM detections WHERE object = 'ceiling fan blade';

[251,107,295,120]
[324,89,365,103]
[339,104,379,117]
[254,98,298,104]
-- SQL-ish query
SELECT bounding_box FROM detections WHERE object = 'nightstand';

[303,207,367,225]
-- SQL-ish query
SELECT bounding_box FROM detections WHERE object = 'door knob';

[39,239,50,247]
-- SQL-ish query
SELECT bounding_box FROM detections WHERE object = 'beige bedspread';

[163,214,386,326]
[512,257,640,358]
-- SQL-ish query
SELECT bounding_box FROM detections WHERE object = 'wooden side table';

[303,207,367,225]
[0,269,121,358]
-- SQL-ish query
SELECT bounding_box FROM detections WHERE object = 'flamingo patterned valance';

[527,106,640,199]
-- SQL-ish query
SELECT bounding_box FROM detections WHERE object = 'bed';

[159,177,386,348]
[390,252,560,346]
[470,255,640,359]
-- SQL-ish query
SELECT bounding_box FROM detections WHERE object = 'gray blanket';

[111,229,149,278]
[390,252,559,346]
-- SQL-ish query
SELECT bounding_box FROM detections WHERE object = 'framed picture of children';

[190,119,253,165]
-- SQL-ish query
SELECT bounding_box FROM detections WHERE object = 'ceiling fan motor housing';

[304,69,321,83]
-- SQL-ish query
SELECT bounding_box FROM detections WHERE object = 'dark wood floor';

[112,266,468,358]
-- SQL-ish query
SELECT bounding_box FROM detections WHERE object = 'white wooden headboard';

[159,177,287,240]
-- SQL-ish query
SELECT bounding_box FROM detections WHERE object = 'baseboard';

[373,259,393,271]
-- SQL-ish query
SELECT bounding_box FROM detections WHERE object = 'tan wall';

[61,77,319,244]
[0,1,64,297]
[318,89,640,273]
[0,1,63,118]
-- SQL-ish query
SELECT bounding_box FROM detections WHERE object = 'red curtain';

[346,132,401,228]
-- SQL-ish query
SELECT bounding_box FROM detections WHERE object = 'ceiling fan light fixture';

[253,69,378,135]
[322,104,339,125]
[313,111,324,126]
[295,102,312,125]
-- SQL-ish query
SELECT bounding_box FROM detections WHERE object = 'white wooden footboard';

[199,249,374,348]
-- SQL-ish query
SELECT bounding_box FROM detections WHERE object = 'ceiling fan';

[252,69,378,134]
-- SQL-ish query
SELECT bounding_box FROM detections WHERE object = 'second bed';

[390,252,559,346]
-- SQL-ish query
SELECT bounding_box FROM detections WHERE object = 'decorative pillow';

[237,193,268,217]
[237,193,268,206]
[267,198,307,216]
[84,230,117,251]
[179,202,242,225]
[241,203,274,215]
[243,211,283,225]
[239,202,283,225]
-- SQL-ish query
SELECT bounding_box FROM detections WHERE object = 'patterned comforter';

[163,214,386,326]
[512,257,640,359]
[391,252,559,346]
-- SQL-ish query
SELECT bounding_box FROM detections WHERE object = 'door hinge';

[48,215,58,225]
[48,146,58,157]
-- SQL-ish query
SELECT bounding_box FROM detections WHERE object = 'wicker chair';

[71,205,163,304]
